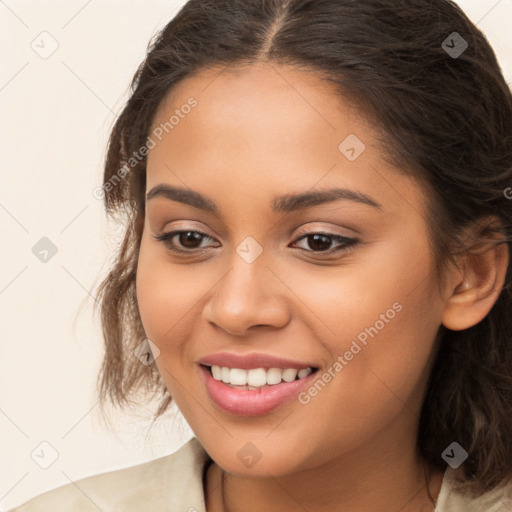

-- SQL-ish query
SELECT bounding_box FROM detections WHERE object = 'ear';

[441,217,509,331]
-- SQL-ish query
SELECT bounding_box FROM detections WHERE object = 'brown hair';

[95,0,512,498]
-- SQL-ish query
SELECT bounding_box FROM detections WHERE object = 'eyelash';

[152,230,359,256]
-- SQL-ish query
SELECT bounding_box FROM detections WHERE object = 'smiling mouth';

[199,363,320,416]
[202,364,319,390]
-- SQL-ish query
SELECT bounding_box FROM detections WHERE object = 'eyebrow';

[146,184,382,213]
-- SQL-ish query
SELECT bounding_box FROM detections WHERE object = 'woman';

[11,0,512,510]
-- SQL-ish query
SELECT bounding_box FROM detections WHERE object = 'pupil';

[308,234,331,251]
[181,231,202,248]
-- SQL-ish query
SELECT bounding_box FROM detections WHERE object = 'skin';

[135,62,509,512]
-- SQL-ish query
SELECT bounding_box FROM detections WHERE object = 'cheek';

[135,237,200,345]
[135,240,203,402]
[287,234,441,408]
[277,232,436,346]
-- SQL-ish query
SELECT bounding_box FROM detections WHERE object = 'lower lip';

[200,365,317,416]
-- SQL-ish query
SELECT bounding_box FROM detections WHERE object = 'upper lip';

[198,352,318,370]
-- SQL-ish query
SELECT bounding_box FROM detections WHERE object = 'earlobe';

[441,222,509,332]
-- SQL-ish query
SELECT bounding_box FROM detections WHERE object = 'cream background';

[1,0,511,509]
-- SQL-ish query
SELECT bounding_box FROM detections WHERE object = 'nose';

[202,254,291,336]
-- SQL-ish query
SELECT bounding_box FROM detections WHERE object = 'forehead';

[150,62,366,148]
[146,63,426,219]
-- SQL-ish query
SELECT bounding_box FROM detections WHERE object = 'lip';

[197,352,317,370]
[199,364,318,416]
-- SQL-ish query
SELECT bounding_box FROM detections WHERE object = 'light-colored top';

[8,437,512,511]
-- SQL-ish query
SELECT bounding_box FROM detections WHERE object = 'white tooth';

[297,368,312,379]
[221,367,231,383]
[282,368,298,382]
[211,365,222,381]
[266,368,283,385]
[247,368,267,387]
[229,368,248,385]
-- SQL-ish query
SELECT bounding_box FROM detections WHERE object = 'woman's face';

[136,62,449,476]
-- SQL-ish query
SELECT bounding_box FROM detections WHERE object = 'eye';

[153,229,359,255]
[291,232,359,254]
[153,230,219,252]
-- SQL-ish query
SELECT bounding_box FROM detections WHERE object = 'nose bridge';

[203,241,290,335]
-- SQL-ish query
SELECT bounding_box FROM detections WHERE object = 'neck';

[204,427,445,512]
